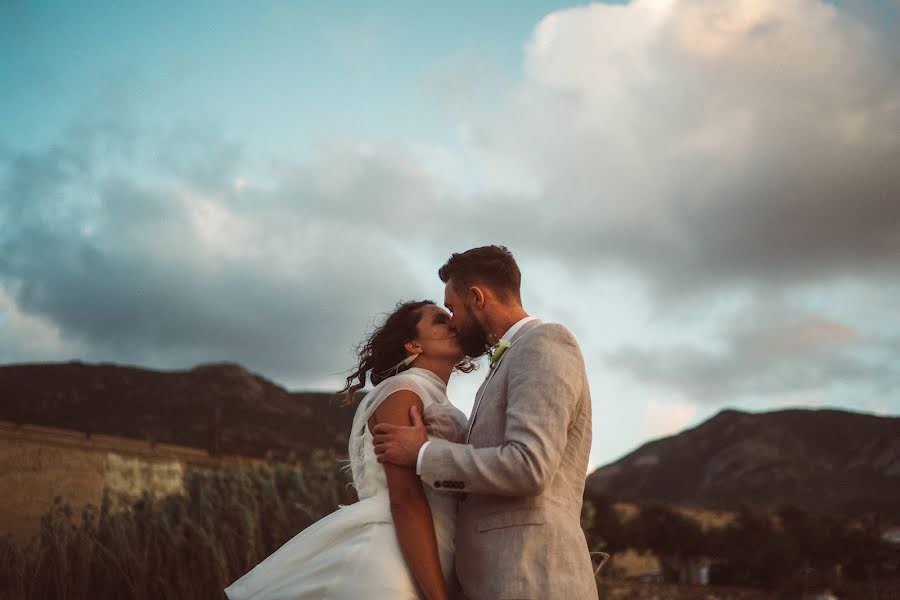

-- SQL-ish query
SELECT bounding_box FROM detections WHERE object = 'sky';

[2,0,899,469]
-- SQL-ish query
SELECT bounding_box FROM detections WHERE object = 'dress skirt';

[224,494,421,600]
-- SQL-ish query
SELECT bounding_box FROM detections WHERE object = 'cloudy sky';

[2,0,899,468]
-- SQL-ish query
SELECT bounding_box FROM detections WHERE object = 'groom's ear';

[468,286,486,309]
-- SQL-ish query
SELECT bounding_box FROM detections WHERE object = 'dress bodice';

[349,368,467,500]
[347,367,468,585]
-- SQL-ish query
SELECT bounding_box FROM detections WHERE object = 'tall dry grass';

[0,449,355,600]
[5,452,893,600]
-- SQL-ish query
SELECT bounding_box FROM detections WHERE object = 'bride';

[225,300,472,600]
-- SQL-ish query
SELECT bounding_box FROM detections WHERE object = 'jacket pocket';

[477,508,546,532]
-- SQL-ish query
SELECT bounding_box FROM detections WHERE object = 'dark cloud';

[0,113,447,385]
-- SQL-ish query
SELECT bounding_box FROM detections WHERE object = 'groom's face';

[443,279,490,358]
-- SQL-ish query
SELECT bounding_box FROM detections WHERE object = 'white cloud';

[466,0,900,294]
[441,0,900,423]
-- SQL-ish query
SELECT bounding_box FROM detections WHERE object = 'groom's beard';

[456,317,490,358]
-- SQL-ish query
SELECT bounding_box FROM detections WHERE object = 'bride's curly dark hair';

[340,300,477,404]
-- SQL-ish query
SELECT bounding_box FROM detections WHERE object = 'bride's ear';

[403,341,422,356]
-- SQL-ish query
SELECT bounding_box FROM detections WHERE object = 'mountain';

[586,408,900,518]
[0,361,356,460]
[5,363,898,518]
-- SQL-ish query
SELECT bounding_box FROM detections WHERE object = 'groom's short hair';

[439,245,522,304]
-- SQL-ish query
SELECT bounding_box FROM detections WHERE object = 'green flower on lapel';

[489,339,511,369]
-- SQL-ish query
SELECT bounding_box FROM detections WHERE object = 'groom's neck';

[485,305,529,344]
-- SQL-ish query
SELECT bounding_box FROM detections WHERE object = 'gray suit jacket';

[420,319,596,599]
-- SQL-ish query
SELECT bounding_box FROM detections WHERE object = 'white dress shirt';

[415,315,537,474]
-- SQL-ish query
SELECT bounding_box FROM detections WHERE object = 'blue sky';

[2,0,899,468]
[3,2,587,151]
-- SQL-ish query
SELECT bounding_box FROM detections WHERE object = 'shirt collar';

[500,316,538,343]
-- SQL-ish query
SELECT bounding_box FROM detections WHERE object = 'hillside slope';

[586,408,900,518]
[0,361,355,460]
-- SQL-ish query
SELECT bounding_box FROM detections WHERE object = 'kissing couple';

[225,245,596,599]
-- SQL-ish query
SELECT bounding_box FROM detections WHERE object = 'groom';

[373,245,596,599]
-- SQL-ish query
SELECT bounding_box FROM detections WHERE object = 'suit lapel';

[467,361,501,440]
[465,319,543,442]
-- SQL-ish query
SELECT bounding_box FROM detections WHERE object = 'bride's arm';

[369,390,448,600]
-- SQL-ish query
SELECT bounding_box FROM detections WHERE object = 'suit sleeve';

[420,324,584,496]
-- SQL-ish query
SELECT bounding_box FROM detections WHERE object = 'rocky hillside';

[0,361,356,460]
[586,408,900,519]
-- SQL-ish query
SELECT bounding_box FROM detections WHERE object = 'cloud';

[0,108,453,385]
[3,0,900,417]
[606,299,900,404]
[439,0,900,415]
[464,0,900,296]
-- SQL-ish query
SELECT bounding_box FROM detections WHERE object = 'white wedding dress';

[224,367,467,599]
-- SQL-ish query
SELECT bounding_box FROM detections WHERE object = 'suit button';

[434,481,442,488]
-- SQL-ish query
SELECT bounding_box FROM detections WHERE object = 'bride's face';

[411,304,465,364]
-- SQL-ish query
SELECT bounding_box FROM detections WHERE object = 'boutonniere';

[489,339,511,369]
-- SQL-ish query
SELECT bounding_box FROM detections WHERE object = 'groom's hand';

[372,406,428,467]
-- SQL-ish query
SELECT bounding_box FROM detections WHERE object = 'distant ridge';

[586,407,900,519]
[0,361,356,460]
[5,362,899,519]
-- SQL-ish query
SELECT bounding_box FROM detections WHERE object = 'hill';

[586,408,900,519]
[0,361,355,460]
[5,362,898,519]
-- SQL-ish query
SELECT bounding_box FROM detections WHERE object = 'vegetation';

[582,495,899,599]
[2,453,896,600]
[0,450,355,600]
